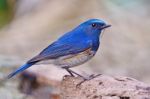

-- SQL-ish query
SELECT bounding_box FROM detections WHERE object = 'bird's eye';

[92,23,96,27]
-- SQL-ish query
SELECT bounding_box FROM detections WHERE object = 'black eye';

[92,23,96,27]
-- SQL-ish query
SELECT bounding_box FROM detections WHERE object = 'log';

[18,65,92,99]
[18,65,67,99]
[61,75,150,99]
[18,65,150,99]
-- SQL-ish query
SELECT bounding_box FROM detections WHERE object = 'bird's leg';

[76,74,102,87]
[67,69,102,81]
[63,66,75,77]
[66,68,87,79]
[63,67,86,79]
[63,67,102,86]
[65,68,75,77]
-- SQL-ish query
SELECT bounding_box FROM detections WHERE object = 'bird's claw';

[76,74,102,87]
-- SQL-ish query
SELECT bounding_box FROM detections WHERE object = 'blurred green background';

[0,0,150,98]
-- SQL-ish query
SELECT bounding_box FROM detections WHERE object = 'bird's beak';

[100,24,111,30]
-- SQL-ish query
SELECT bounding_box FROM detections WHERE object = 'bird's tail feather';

[7,62,35,79]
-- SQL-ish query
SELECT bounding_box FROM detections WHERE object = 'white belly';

[53,50,95,68]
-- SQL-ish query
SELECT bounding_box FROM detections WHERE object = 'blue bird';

[7,19,111,79]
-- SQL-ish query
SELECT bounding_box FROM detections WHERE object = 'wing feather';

[28,41,92,63]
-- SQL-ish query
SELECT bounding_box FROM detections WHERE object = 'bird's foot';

[64,67,101,87]
[76,74,102,87]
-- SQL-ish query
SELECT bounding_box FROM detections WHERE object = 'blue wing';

[28,39,92,63]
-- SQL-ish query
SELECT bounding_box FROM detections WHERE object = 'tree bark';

[61,75,150,99]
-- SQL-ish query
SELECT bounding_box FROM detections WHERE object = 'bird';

[7,19,111,79]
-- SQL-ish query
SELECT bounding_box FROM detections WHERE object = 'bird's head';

[78,19,111,37]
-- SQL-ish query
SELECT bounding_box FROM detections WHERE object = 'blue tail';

[7,62,35,79]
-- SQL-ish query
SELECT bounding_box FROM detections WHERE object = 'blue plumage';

[7,62,35,79]
[8,19,111,79]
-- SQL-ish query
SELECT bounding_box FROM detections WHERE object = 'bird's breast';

[54,48,95,67]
